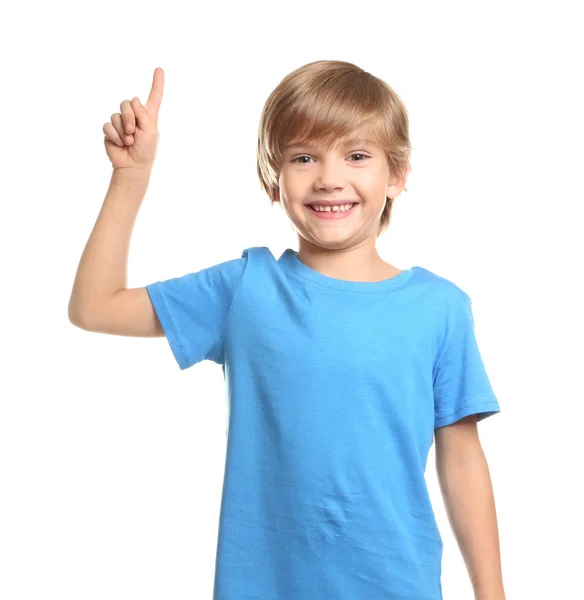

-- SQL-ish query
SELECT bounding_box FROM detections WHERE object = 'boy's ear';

[387,169,409,197]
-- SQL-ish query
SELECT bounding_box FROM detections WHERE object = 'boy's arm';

[434,415,507,600]
[68,168,161,336]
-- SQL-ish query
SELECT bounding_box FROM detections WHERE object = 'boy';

[69,61,506,599]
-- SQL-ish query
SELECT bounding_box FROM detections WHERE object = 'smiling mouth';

[305,203,358,219]
[307,203,357,213]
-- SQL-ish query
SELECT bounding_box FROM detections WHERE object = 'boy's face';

[276,130,406,250]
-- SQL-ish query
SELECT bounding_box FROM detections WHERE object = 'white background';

[2,0,583,598]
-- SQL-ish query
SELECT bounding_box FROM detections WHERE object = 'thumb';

[131,97,156,133]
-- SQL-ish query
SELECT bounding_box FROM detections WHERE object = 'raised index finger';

[145,67,164,122]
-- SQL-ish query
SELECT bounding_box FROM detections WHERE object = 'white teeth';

[311,203,355,212]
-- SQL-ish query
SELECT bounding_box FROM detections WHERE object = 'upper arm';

[70,251,249,370]
[71,287,164,338]
[434,414,481,466]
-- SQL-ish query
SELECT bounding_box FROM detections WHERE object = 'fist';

[103,67,164,171]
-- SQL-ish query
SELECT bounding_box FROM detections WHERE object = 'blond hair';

[257,60,412,237]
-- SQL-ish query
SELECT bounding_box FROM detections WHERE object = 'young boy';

[69,61,505,599]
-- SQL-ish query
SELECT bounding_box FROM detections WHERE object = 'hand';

[103,67,164,172]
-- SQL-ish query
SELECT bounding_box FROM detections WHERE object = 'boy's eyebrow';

[284,138,377,149]
[339,138,377,147]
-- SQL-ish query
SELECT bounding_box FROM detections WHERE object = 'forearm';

[436,447,506,599]
[68,168,151,323]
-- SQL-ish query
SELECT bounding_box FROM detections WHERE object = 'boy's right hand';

[103,67,164,172]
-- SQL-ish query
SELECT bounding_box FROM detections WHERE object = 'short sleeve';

[433,292,501,428]
[146,254,247,370]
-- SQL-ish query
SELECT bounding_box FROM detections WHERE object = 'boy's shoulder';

[412,265,465,289]
[410,265,472,312]
[240,245,274,260]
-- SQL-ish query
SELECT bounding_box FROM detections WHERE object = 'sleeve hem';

[146,283,192,370]
[434,397,501,429]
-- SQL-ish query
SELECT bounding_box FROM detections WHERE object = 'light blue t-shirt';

[146,246,501,600]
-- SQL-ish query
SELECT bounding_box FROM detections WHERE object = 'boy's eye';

[292,153,369,164]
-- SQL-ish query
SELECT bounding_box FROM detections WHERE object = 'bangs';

[278,74,390,155]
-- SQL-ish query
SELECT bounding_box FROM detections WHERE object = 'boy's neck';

[296,240,402,283]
